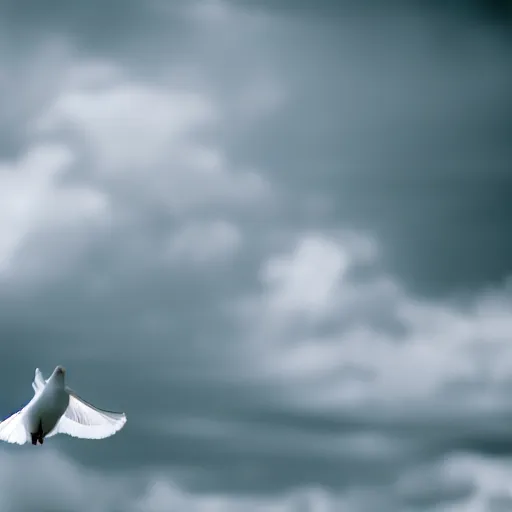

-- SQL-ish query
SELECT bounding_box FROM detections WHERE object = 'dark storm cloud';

[236,0,512,25]
[224,1,512,295]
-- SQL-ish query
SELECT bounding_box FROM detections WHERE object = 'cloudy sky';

[0,0,511,510]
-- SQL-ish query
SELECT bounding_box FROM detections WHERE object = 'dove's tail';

[32,368,46,394]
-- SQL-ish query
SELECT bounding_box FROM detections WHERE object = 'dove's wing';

[47,388,126,440]
[1,367,44,445]
[2,367,46,444]
[32,368,46,394]
[0,409,28,445]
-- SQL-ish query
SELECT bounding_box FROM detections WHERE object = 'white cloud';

[2,446,512,512]
[260,235,350,317]
[130,478,345,512]
[37,74,271,216]
[230,230,512,419]
[0,448,347,512]
[396,453,512,512]
[38,84,216,171]
[0,449,124,512]
[0,144,108,280]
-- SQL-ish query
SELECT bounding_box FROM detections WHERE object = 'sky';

[0,0,511,510]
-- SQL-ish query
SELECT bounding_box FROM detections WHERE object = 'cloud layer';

[1,0,511,511]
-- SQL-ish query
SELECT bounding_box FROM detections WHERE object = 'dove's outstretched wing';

[32,368,46,394]
[0,409,28,445]
[47,389,126,440]
[1,367,47,445]
[1,367,44,445]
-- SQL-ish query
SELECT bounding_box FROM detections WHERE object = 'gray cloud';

[1,0,512,511]
[223,4,512,295]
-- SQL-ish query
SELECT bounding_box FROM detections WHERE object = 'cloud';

[223,0,512,295]
[259,233,377,318]
[0,1,512,511]
[3,447,512,511]
[37,68,271,218]
[0,144,108,282]
[211,228,512,502]
[0,448,123,512]
[261,235,349,316]
[167,219,242,265]
[38,84,217,171]
[233,230,512,412]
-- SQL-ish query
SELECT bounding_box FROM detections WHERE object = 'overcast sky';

[0,0,511,510]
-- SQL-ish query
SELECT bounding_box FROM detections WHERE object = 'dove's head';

[49,365,66,387]
[53,365,66,380]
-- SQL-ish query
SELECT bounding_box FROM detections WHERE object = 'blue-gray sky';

[0,1,511,510]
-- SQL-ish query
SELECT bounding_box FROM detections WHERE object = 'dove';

[0,366,126,445]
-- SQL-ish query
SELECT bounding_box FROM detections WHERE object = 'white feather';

[47,390,127,440]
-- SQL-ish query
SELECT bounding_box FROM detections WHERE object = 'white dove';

[0,366,126,445]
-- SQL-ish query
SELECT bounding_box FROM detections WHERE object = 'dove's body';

[24,370,69,444]
[0,366,126,445]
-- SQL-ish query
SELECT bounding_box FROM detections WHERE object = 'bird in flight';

[0,366,127,445]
